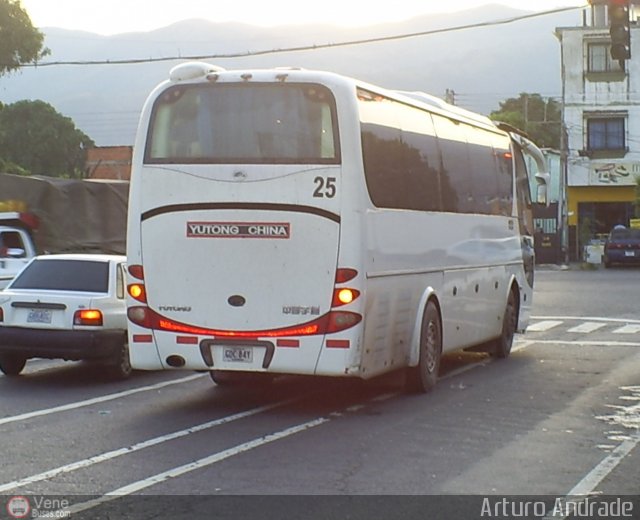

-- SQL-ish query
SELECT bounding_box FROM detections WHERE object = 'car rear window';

[610,229,640,241]
[10,259,109,292]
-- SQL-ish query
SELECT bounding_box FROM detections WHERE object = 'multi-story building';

[556,1,639,261]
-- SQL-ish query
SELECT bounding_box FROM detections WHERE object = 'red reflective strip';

[277,339,300,348]
[326,340,350,349]
[133,334,153,343]
[177,336,198,344]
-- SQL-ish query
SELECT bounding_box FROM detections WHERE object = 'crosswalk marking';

[612,324,640,334]
[567,322,606,333]
[527,320,563,332]
[527,319,640,336]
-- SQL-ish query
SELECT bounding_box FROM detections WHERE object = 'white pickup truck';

[0,212,38,290]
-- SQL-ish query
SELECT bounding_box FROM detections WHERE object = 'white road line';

[613,324,640,334]
[522,339,640,348]
[532,315,640,325]
[567,322,606,334]
[67,416,331,515]
[0,351,525,496]
[545,431,640,520]
[527,320,563,332]
[0,374,205,427]
[0,399,295,493]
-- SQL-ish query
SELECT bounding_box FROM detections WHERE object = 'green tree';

[0,0,49,76]
[0,100,95,177]
[490,93,561,149]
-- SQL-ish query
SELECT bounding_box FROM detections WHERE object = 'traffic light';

[609,0,631,61]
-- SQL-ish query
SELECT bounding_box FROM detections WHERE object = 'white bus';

[126,63,549,392]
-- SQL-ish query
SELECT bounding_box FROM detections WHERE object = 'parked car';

[603,227,640,268]
[0,254,131,378]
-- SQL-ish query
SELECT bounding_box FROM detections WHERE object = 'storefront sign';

[589,162,640,186]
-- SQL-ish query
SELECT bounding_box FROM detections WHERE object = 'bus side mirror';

[535,171,550,207]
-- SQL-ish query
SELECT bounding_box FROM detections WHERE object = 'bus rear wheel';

[491,289,517,359]
[405,301,442,394]
[0,354,27,376]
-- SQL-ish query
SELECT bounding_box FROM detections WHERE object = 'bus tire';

[106,341,132,380]
[0,354,27,376]
[405,301,441,394]
[492,289,517,359]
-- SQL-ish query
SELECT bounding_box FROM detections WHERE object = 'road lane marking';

[66,416,332,514]
[612,324,640,334]
[3,344,534,501]
[566,322,606,334]
[526,320,563,332]
[0,399,295,493]
[0,374,205,427]
[532,315,640,325]
[518,339,640,348]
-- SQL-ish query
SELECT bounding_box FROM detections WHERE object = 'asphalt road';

[1,265,639,519]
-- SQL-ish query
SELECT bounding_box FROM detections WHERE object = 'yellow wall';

[567,186,636,226]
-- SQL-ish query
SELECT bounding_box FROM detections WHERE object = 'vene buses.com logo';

[6,496,30,519]
[187,221,291,239]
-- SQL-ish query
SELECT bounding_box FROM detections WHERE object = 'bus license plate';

[625,251,635,257]
[27,309,52,324]
[223,347,253,363]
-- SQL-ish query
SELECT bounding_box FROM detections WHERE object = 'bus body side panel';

[362,211,522,362]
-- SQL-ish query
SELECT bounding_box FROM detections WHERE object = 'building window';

[586,117,625,151]
[587,42,624,73]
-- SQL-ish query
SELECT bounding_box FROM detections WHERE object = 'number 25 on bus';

[126,62,549,393]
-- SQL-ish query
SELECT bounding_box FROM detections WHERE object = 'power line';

[15,5,586,68]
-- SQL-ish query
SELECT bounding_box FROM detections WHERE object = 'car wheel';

[405,301,442,394]
[0,355,27,376]
[491,289,517,359]
[106,342,132,380]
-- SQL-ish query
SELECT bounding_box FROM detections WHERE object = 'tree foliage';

[490,93,561,149]
[0,100,95,177]
[0,0,49,76]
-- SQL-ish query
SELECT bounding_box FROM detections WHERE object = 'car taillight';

[0,307,3,322]
[74,309,103,326]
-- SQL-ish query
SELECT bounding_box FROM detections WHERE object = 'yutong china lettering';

[187,222,290,238]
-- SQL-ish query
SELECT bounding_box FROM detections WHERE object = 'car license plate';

[223,347,253,363]
[27,309,52,324]
[625,251,635,257]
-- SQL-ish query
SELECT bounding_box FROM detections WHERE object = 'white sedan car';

[0,254,131,379]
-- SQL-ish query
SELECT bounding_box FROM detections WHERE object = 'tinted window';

[610,229,640,241]
[358,89,513,216]
[359,91,442,211]
[11,259,109,292]
[146,83,339,164]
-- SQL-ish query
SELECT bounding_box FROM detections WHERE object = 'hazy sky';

[21,0,587,35]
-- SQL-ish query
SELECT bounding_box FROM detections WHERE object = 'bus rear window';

[145,83,340,164]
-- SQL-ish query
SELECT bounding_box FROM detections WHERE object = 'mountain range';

[0,4,583,146]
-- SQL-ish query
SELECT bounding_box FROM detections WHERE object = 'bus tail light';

[127,306,361,337]
[128,283,147,303]
[128,265,145,280]
[335,268,358,283]
[332,288,360,307]
[74,309,103,326]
